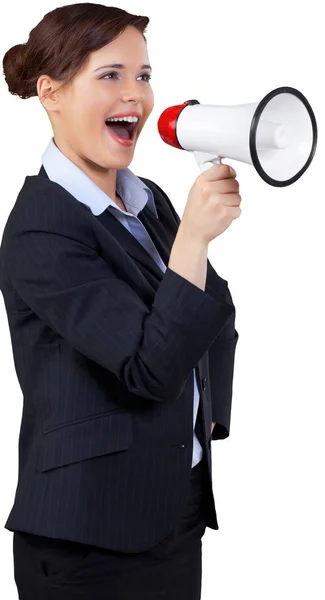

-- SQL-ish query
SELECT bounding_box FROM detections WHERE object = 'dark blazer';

[0,165,239,553]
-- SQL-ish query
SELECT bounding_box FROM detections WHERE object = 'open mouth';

[105,119,138,141]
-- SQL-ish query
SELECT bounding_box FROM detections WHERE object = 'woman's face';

[43,26,154,172]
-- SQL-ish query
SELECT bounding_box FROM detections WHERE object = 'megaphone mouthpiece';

[158,99,200,150]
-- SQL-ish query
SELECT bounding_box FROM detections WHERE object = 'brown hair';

[2,3,149,100]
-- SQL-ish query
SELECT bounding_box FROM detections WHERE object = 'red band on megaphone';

[157,101,191,149]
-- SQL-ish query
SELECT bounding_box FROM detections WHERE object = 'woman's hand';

[183,164,241,244]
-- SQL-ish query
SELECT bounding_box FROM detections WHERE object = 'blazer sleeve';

[142,177,239,433]
[206,259,239,440]
[143,179,239,440]
[3,186,235,404]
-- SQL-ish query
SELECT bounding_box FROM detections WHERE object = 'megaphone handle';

[193,151,222,172]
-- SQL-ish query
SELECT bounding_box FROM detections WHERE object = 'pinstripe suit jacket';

[0,165,239,552]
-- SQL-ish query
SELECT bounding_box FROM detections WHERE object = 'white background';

[0,1,324,598]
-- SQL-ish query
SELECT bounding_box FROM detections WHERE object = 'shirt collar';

[41,137,157,218]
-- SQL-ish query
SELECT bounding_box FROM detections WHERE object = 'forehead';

[87,26,149,69]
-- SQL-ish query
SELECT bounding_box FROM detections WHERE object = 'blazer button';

[202,377,207,392]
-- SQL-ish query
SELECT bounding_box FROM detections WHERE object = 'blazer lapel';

[37,165,179,285]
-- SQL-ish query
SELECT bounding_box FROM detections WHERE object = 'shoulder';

[1,175,91,252]
[8,174,88,224]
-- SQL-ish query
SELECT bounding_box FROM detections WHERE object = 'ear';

[37,75,61,111]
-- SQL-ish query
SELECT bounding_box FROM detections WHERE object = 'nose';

[120,78,144,104]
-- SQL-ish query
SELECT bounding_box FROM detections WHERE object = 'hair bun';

[3,5,150,102]
[3,43,31,99]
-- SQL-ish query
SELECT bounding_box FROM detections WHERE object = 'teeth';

[106,116,139,123]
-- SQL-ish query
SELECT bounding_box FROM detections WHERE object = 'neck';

[52,136,118,199]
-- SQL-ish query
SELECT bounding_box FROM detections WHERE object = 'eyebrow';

[94,63,152,72]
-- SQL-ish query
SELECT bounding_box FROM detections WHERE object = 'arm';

[141,178,239,426]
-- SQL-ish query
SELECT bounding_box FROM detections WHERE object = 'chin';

[87,147,134,171]
[104,153,134,170]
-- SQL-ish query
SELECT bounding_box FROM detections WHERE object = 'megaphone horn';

[157,87,318,187]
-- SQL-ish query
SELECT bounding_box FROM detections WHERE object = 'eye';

[138,73,152,83]
[101,72,152,82]
[101,72,119,80]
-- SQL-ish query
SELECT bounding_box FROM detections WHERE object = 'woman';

[0,3,240,599]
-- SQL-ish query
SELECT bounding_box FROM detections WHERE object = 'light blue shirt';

[42,138,203,468]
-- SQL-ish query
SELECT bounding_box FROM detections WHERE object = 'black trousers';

[13,459,210,600]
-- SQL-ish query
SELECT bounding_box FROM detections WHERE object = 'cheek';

[141,91,154,125]
[146,88,154,112]
[83,91,111,120]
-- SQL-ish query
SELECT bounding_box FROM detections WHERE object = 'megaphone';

[157,86,317,187]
